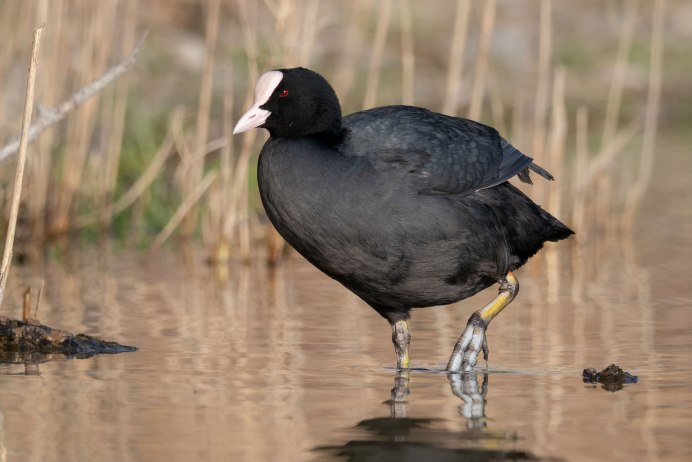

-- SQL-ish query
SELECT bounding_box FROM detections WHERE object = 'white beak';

[232,104,270,134]
[233,70,284,135]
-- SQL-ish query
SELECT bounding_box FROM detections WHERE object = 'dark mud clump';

[583,364,638,392]
[0,316,136,364]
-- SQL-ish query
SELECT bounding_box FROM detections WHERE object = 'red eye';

[278,89,289,97]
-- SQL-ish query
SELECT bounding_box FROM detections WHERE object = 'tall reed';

[0,24,43,310]
[181,0,221,239]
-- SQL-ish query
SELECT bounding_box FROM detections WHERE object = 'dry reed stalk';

[0,4,25,213]
[178,137,228,169]
[219,64,235,242]
[487,76,507,134]
[266,228,285,264]
[399,0,415,106]
[442,0,470,116]
[333,0,367,102]
[99,0,139,227]
[0,24,44,310]
[181,0,221,238]
[266,0,293,65]
[362,0,392,109]
[546,67,566,218]
[510,91,526,147]
[174,127,192,171]
[601,0,638,146]
[622,0,665,230]
[220,1,264,263]
[264,0,293,62]
[149,170,218,256]
[76,107,185,229]
[203,195,227,263]
[0,1,25,137]
[266,0,321,67]
[298,0,320,66]
[531,0,552,204]
[575,120,641,194]
[52,5,114,235]
[595,176,613,239]
[203,61,235,264]
[28,0,63,241]
[239,0,259,93]
[225,129,258,259]
[467,0,496,121]
[232,0,265,260]
[570,201,586,305]
[544,67,566,305]
[238,172,253,260]
[572,106,588,241]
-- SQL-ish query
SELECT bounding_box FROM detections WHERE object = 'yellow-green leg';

[447,272,519,372]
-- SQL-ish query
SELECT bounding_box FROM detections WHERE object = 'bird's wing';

[343,106,552,196]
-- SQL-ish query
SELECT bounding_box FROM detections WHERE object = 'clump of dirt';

[0,316,136,364]
[583,364,638,392]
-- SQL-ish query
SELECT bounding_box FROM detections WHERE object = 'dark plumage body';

[235,67,573,370]
[258,105,572,321]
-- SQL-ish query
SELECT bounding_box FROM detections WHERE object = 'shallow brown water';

[0,141,691,461]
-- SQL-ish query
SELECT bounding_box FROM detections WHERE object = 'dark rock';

[0,316,136,364]
[583,364,638,392]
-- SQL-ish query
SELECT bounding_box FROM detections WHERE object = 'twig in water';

[35,279,44,319]
[23,288,31,322]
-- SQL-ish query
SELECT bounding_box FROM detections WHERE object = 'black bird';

[234,68,573,372]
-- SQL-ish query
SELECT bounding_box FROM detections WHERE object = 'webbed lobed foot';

[446,313,488,372]
[446,272,518,373]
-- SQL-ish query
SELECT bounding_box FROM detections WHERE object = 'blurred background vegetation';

[0,0,685,264]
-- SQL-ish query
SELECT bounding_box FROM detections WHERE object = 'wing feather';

[342,106,553,196]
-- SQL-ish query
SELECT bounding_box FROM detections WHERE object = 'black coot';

[234,67,573,372]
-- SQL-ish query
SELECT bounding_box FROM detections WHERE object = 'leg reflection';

[448,372,489,431]
[388,369,410,418]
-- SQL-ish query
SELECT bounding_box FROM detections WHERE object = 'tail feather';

[500,138,555,186]
[517,169,532,184]
[517,162,554,185]
[528,162,554,181]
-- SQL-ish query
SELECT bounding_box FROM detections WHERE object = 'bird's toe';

[460,324,486,372]
[447,313,487,372]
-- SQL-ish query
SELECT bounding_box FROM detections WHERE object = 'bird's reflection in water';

[315,371,556,461]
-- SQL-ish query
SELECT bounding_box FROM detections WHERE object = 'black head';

[233,67,343,138]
